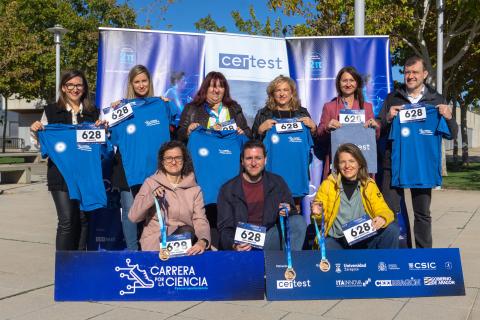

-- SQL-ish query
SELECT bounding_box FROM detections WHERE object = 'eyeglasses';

[64,83,84,91]
[163,156,183,163]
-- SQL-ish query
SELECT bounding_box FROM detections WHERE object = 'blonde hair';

[265,75,301,111]
[126,65,154,99]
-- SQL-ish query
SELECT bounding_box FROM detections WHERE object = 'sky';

[127,0,305,34]
[126,0,403,82]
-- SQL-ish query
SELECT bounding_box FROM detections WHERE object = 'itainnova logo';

[115,258,154,295]
[308,52,323,76]
[120,47,136,68]
[219,53,284,70]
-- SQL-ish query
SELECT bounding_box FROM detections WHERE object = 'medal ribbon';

[312,209,327,261]
[279,205,293,270]
[204,102,223,124]
[153,196,167,251]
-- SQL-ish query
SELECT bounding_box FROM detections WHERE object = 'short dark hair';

[404,56,427,70]
[241,140,266,159]
[157,141,194,176]
[333,143,369,184]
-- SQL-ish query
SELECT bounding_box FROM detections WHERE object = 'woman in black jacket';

[177,71,252,142]
[30,70,100,251]
[252,75,316,140]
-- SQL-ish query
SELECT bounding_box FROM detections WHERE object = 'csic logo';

[115,258,154,295]
[408,262,436,271]
[219,53,283,70]
[54,142,67,153]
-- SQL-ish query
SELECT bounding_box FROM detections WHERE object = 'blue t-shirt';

[38,124,106,211]
[263,118,313,197]
[188,127,249,205]
[109,97,174,187]
[331,124,377,173]
[389,104,451,188]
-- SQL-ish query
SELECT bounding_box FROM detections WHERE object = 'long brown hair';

[126,65,154,99]
[265,75,301,111]
[190,71,237,107]
[57,70,94,112]
[335,66,365,110]
[333,143,369,184]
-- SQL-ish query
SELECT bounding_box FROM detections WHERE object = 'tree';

[195,14,227,32]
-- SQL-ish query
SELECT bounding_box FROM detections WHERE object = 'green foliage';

[0,0,137,103]
[194,14,227,32]
[232,5,284,37]
[443,162,480,190]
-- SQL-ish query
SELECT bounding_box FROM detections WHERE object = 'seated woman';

[311,143,399,249]
[129,141,210,254]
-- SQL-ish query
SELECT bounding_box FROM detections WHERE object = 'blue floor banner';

[265,249,464,300]
[55,251,264,301]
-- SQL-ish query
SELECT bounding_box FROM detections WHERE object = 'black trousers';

[51,191,89,250]
[381,169,432,248]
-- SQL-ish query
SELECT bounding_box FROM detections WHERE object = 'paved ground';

[1,162,480,320]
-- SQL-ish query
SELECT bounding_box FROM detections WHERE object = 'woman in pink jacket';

[317,66,380,181]
[129,141,210,254]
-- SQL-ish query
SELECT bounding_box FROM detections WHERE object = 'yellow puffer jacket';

[313,174,394,236]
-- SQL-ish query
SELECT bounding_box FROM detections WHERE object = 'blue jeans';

[120,190,138,250]
[326,221,400,250]
[264,215,307,251]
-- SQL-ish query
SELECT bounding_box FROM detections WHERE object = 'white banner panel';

[204,32,290,124]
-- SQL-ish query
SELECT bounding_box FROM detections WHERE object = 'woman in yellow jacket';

[312,143,399,249]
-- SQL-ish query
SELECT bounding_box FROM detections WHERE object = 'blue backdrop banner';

[265,249,464,300]
[55,251,265,301]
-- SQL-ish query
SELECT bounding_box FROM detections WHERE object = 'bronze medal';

[284,267,296,281]
[319,258,331,272]
[159,249,170,261]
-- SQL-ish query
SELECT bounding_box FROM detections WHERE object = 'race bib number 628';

[76,129,106,144]
[399,106,426,123]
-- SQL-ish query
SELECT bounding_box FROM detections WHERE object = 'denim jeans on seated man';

[263,215,307,250]
[325,221,400,250]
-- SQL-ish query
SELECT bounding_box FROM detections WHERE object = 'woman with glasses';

[30,70,101,250]
[129,141,211,253]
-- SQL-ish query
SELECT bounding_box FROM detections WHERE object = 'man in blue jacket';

[217,140,307,251]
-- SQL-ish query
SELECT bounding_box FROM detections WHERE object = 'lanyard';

[204,103,223,124]
[279,204,295,280]
[313,210,326,261]
[153,196,167,251]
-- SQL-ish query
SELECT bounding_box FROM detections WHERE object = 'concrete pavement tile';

[324,299,404,320]
[264,300,340,315]
[456,257,480,288]
[281,313,338,320]
[0,286,20,299]
[97,301,202,315]
[407,287,477,309]
[471,288,480,310]
[179,301,287,320]
[468,309,480,320]
[395,301,470,320]
[85,307,170,320]
[433,211,473,228]
[9,302,113,320]
[223,299,270,307]
[432,227,462,248]
[0,289,54,320]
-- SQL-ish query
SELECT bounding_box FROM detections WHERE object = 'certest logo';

[219,53,283,70]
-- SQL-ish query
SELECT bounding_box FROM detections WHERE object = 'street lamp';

[47,24,68,101]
